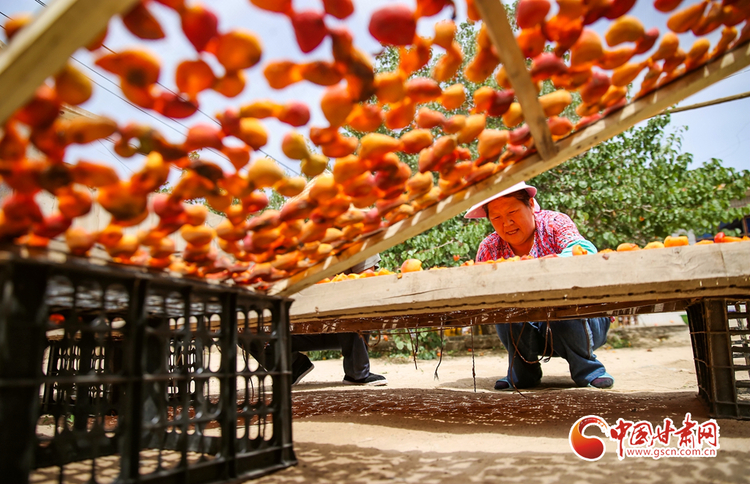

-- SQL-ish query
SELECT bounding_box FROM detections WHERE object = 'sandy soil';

[253,330,750,484]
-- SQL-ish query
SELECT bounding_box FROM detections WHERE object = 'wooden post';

[473,0,558,161]
[0,0,139,125]
[272,42,750,297]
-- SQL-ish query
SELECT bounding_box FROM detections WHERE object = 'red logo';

[569,415,609,461]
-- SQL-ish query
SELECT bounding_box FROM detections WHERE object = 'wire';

[97,139,136,175]
[0,11,10,19]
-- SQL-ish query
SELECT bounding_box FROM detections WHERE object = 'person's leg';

[337,333,370,380]
[545,318,613,387]
[495,323,544,389]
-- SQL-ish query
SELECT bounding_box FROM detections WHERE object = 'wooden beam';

[658,89,750,116]
[0,0,139,125]
[473,0,557,161]
[272,41,750,297]
[289,300,692,334]
[289,243,750,324]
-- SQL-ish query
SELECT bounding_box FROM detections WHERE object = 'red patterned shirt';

[475,210,586,262]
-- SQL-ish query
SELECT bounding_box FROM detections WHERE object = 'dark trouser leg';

[545,318,610,386]
[495,323,543,388]
[290,333,371,380]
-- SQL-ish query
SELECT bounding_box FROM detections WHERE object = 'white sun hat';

[464,181,538,219]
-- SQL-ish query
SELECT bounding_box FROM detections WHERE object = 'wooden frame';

[272,41,750,297]
[0,0,139,125]
[289,243,750,325]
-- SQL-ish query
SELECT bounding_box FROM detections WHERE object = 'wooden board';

[271,42,750,297]
[289,243,750,326]
[0,0,139,125]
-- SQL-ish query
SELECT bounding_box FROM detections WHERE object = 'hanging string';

[433,316,445,381]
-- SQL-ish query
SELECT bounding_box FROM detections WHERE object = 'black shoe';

[494,379,511,390]
[291,355,314,385]
[588,375,614,389]
[342,373,388,386]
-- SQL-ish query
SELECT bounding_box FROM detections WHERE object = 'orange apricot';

[654,0,683,12]
[635,27,659,55]
[616,242,640,251]
[405,77,443,103]
[298,61,344,86]
[181,224,215,247]
[153,91,197,118]
[456,114,486,144]
[175,59,216,97]
[711,26,738,58]
[664,235,689,247]
[464,48,500,84]
[15,85,61,129]
[539,89,572,117]
[236,118,268,150]
[439,83,466,111]
[605,16,645,47]
[277,101,311,127]
[181,4,218,52]
[346,103,384,132]
[281,131,310,160]
[692,1,724,35]
[416,107,446,129]
[264,61,302,89]
[320,133,358,158]
[685,38,711,71]
[65,227,97,256]
[501,103,524,128]
[321,84,354,126]
[597,46,635,70]
[477,130,510,160]
[98,182,148,221]
[359,133,401,161]
[400,129,434,154]
[517,0,551,29]
[369,5,416,46]
[54,63,93,106]
[95,49,160,88]
[570,29,604,67]
[57,186,93,219]
[300,153,329,177]
[385,98,417,130]
[323,0,354,18]
[530,52,568,82]
[214,70,246,98]
[214,30,262,70]
[579,71,611,105]
[667,1,708,33]
[246,157,284,189]
[374,71,406,104]
[611,61,645,86]
[518,26,547,58]
[122,2,165,40]
[547,116,574,137]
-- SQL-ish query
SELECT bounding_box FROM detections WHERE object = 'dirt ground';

[253,329,750,484]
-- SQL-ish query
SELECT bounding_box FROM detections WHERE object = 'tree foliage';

[534,114,750,249]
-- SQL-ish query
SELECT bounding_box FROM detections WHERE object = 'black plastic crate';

[687,298,750,419]
[0,253,296,483]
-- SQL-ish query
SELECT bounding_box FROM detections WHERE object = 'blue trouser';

[291,333,371,380]
[495,317,610,388]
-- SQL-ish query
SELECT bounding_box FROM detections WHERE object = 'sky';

[0,0,748,180]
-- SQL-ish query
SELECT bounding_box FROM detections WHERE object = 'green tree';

[533,114,750,249]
